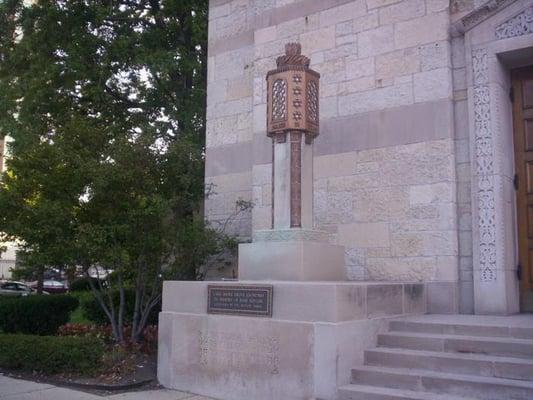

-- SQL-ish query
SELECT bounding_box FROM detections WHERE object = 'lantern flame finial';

[276,42,310,68]
[285,42,301,56]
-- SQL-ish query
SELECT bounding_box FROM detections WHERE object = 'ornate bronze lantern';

[266,43,320,230]
[266,43,320,143]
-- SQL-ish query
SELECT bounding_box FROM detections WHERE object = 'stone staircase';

[338,314,533,400]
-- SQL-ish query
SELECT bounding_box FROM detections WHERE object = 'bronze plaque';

[207,285,273,317]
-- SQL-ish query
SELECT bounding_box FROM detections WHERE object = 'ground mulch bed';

[0,347,159,395]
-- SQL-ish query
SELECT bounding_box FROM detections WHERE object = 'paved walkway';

[0,374,215,400]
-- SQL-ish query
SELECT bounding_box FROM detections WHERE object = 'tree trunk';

[130,261,143,343]
[36,265,44,294]
[86,270,123,343]
[133,293,161,343]
[117,271,125,344]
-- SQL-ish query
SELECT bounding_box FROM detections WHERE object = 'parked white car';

[0,281,33,297]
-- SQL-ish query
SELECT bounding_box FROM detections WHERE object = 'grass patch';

[69,291,93,325]
[69,305,92,325]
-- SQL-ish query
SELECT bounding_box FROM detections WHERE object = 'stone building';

[159,1,533,398]
[204,0,533,316]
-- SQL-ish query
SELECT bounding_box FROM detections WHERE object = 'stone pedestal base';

[158,280,426,400]
[239,230,346,281]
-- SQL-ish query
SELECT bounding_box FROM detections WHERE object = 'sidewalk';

[0,374,215,400]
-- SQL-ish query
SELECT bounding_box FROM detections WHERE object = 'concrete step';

[350,365,533,399]
[377,331,533,358]
[389,316,533,339]
[338,384,477,400]
[364,347,533,381]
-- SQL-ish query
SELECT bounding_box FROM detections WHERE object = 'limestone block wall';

[207,0,462,310]
[450,5,473,314]
[204,0,255,237]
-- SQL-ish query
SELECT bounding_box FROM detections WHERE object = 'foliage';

[0,333,104,374]
[10,252,45,292]
[58,323,158,354]
[0,0,215,342]
[80,288,159,326]
[0,294,78,335]
[69,305,92,325]
[10,264,34,282]
[68,290,93,324]
[70,277,103,292]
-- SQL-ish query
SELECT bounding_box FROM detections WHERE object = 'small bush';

[0,334,104,374]
[81,289,160,325]
[0,295,79,335]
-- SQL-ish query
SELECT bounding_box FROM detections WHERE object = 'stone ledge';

[159,312,389,400]
[252,229,330,242]
[238,241,346,281]
[162,280,426,323]
[159,280,427,400]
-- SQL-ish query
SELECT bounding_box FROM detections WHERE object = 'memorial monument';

[158,44,425,400]
[238,43,346,282]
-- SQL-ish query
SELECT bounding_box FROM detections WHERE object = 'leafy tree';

[0,0,215,342]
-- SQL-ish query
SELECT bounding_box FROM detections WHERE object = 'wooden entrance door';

[512,66,533,313]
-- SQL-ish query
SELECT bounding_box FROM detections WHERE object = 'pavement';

[0,374,216,400]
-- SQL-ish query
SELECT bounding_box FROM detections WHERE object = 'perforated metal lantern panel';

[266,43,320,142]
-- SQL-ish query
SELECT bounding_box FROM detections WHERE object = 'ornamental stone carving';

[472,48,497,282]
[495,7,533,39]
[454,0,514,34]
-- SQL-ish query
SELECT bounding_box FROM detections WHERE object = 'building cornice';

[452,0,516,36]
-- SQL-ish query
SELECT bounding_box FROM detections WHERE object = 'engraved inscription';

[208,285,273,317]
[198,330,280,375]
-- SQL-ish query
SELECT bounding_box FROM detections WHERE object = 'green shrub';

[0,334,104,374]
[0,295,79,335]
[81,289,160,325]
[70,277,104,292]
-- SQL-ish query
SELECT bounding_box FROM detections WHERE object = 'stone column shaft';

[272,131,313,230]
